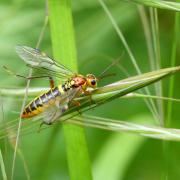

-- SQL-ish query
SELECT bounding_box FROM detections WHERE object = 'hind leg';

[49,77,55,88]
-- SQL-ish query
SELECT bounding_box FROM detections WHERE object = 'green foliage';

[0,149,7,180]
[0,0,179,179]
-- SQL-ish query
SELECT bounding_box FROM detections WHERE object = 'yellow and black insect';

[16,46,98,125]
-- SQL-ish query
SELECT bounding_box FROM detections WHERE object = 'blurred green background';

[0,0,179,179]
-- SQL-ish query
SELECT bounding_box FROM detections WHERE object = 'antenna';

[97,52,124,80]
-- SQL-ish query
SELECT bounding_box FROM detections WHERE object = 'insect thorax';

[61,79,74,91]
[60,75,86,92]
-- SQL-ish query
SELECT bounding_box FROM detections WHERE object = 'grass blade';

[130,0,180,11]
[149,8,164,126]
[0,87,49,97]
[93,133,145,180]
[47,0,92,179]
[0,149,7,180]
[98,0,160,127]
[124,93,180,103]
[10,7,49,179]
[1,67,180,121]
[56,66,180,125]
[68,115,180,141]
[166,13,180,127]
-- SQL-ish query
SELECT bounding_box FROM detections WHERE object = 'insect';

[15,46,98,125]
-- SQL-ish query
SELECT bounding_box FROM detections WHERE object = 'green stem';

[165,9,179,180]
[131,0,180,11]
[166,13,179,127]
[48,0,92,179]
[0,149,7,180]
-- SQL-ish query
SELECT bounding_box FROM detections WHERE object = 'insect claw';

[37,122,44,133]
[37,121,53,133]
[77,109,82,115]
[83,90,91,96]
[70,100,81,107]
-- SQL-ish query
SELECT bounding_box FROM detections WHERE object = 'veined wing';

[15,45,75,80]
[42,87,82,124]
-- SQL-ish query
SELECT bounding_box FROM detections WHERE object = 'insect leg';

[48,104,68,124]
[70,100,81,107]
[3,65,55,88]
[69,100,82,115]
[82,90,96,110]
[37,121,49,133]
[61,104,68,113]
[27,75,55,88]
[49,77,55,88]
[21,74,55,88]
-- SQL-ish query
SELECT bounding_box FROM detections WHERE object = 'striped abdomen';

[21,86,62,118]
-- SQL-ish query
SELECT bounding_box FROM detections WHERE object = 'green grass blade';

[94,67,180,94]
[10,8,49,180]
[93,132,145,180]
[0,67,179,119]
[130,0,180,11]
[0,87,49,97]
[68,115,180,141]
[47,0,92,179]
[0,88,180,103]
[59,66,180,123]
[98,0,140,74]
[0,149,7,180]
[165,9,180,180]
[124,93,180,103]
[98,0,160,126]
[149,8,164,126]
[166,13,180,127]
[138,6,155,70]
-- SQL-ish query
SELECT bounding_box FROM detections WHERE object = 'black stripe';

[62,83,71,91]
[40,94,48,103]
[46,90,54,100]
[25,106,31,113]
[62,84,67,92]
[35,98,43,107]
[30,101,37,111]
[51,87,61,97]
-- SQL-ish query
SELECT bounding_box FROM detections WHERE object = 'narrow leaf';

[68,115,180,141]
[47,0,92,179]
[130,0,180,12]
[0,149,7,180]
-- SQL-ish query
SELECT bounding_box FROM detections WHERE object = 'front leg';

[70,100,81,107]
[69,100,82,115]
[82,89,95,107]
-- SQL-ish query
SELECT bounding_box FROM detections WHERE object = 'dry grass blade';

[130,0,180,11]
[68,115,180,141]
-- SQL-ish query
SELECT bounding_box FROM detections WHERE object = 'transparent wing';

[42,105,67,125]
[42,87,82,124]
[15,45,75,80]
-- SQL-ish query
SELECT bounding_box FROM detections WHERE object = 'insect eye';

[91,79,96,86]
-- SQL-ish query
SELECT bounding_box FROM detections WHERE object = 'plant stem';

[166,13,179,127]
[48,0,92,179]
[0,149,7,180]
